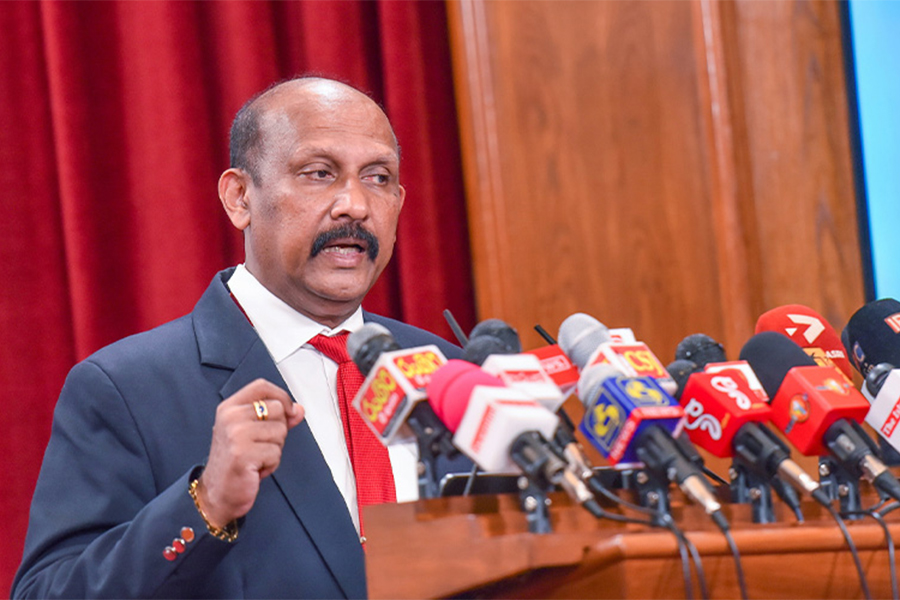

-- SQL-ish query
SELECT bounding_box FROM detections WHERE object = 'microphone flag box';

[679,370,772,458]
[452,387,560,473]
[353,345,447,445]
[586,342,677,396]
[481,353,565,412]
[770,365,870,456]
[580,375,684,467]
[703,360,770,404]
[524,345,580,397]
[863,369,900,451]
[607,328,636,344]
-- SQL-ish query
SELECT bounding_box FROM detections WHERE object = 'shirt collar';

[226,264,364,363]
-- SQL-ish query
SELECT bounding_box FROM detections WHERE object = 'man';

[13,77,466,599]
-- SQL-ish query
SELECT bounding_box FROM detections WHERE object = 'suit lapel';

[193,271,365,599]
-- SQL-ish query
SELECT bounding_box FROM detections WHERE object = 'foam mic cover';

[558,313,610,369]
[674,334,727,368]
[425,360,505,432]
[756,304,853,379]
[426,361,559,473]
[468,319,522,353]
[667,359,701,398]
[740,332,869,456]
[843,298,900,377]
[348,323,400,375]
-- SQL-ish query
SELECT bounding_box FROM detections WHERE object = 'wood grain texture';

[447,0,865,359]
[366,490,898,599]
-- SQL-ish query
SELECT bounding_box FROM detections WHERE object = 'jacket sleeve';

[12,359,236,599]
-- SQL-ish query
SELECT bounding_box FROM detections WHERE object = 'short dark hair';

[229,84,272,185]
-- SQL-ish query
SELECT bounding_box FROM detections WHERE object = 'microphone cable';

[843,507,898,600]
[534,323,711,599]
[823,502,872,600]
[588,475,707,600]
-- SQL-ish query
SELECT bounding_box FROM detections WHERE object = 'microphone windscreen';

[756,304,853,378]
[347,323,399,375]
[739,332,816,397]
[674,334,726,367]
[666,359,700,400]
[468,319,522,353]
[558,313,610,369]
[463,335,511,365]
[425,360,504,432]
[843,298,900,376]
[577,363,623,409]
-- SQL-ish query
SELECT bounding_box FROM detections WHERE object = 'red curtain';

[0,1,475,591]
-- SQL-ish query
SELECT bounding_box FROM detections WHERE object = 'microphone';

[740,331,900,502]
[756,304,854,379]
[558,313,676,394]
[666,357,825,507]
[859,363,900,457]
[843,298,900,378]
[347,324,456,497]
[577,363,728,527]
[524,344,580,397]
[675,334,727,368]
[462,318,523,365]
[426,360,600,513]
[461,320,600,489]
[462,320,566,413]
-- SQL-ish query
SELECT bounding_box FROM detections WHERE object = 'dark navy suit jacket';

[13,269,465,599]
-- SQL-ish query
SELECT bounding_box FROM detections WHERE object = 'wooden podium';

[365,490,900,599]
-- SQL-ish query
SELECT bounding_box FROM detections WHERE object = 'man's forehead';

[255,80,399,156]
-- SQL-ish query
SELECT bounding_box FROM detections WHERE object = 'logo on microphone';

[885,313,900,334]
[881,399,900,438]
[816,378,851,395]
[785,393,810,433]
[852,342,866,368]
[710,375,751,410]
[539,355,570,374]
[392,350,443,388]
[682,398,722,440]
[785,314,825,343]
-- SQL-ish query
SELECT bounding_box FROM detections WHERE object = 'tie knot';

[309,332,352,365]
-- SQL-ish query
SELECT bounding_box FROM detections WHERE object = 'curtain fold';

[0,1,475,591]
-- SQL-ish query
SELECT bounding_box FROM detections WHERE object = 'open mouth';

[322,240,366,255]
[311,224,379,261]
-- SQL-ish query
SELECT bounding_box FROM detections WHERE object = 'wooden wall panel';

[447,0,865,360]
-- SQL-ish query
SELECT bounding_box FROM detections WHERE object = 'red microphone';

[668,359,824,505]
[740,332,900,502]
[756,304,854,380]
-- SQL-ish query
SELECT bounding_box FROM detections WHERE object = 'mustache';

[310,223,380,261]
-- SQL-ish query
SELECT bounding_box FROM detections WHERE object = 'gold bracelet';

[188,478,239,542]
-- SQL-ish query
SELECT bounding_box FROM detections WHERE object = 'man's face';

[227,82,405,325]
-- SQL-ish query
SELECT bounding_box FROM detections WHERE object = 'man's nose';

[330,178,369,221]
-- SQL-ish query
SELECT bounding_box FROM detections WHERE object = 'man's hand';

[196,379,305,528]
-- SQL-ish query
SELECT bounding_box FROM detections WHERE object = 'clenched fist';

[195,379,305,528]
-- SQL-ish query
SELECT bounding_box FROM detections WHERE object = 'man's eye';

[369,174,389,184]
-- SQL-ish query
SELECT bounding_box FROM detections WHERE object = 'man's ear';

[219,168,252,231]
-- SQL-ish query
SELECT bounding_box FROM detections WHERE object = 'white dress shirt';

[227,265,419,534]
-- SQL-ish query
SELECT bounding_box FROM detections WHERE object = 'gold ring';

[253,400,268,421]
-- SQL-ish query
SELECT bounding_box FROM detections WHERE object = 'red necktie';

[308,333,397,524]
